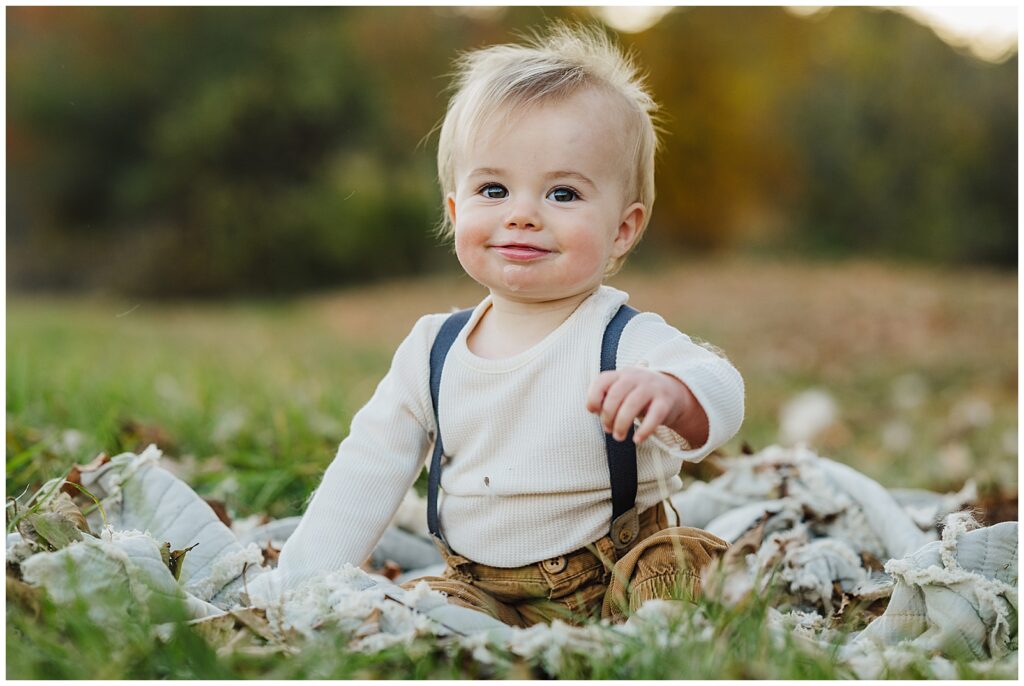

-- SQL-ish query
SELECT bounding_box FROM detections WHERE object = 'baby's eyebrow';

[467,167,596,189]
[468,167,504,178]
[544,170,596,188]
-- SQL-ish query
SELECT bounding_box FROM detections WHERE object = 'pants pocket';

[602,526,729,623]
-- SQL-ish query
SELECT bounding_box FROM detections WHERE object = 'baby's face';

[447,89,645,304]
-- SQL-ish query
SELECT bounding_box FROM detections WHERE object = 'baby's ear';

[613,202,646,257]
[446,193,457,226]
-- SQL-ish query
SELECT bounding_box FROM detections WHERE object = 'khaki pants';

[401,504,728,628]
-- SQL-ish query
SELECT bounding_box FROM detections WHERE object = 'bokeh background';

[6,7,1018,523]
[7,5,1017,295]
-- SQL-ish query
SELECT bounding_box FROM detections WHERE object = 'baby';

[255,24,744,627]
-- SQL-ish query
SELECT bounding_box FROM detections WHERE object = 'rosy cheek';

[453,228,485,278]
[569,229,610,272]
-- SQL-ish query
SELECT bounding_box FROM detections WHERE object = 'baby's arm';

[262,315,441,593]
[586,313,744,459]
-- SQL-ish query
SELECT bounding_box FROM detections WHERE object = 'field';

[6,258,1018,678]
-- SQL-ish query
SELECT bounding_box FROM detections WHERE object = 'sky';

[594,5,1019,63]
[896,5,1018,62]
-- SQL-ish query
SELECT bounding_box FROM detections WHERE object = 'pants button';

[542,555,568,574]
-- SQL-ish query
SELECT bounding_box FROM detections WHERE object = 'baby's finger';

[612,388,650,442]
[634,398,670,444]
[586,371,619,413]
[599,377,635,433]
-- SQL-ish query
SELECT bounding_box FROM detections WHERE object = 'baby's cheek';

[453,231,486,280]
[567,233,613,279]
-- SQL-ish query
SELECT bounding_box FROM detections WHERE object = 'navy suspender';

[600,304,642,551]
[426,308,474,551]
[426,303,641,554]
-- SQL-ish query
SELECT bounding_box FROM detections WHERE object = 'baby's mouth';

[491,243,552,261]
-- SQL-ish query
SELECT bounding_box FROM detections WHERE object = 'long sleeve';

[246,286,745,583]
[618,313,745,462]
[263,314,442,592]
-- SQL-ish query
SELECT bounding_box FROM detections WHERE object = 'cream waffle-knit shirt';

[271,286,744,589]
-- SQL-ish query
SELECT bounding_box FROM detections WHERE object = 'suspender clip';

[610,507,640,552]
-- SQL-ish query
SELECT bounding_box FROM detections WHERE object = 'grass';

[8,563,993,679]
[6,257,1018,678]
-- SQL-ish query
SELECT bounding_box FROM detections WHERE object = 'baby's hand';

[586,368,709,446]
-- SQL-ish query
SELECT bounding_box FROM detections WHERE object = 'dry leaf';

[61,453,111,498]
[260,541,280,567]
[974,489,1018,525]
[60,468,82,498]
[217,627,262,657]
[168,543,199,581]
[354,607,383,639]
[118,418,176,452]
[859,551,884,572]
[19,512,83,551]
[832,581,851,619]
[190,607,293,650]
[230,607,278,642]
[48,491,91,534]
[203,498,232,528]
[189,613,237,647]
[725,513,769,561]
[16,517,44,551]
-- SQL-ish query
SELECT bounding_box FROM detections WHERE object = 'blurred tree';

[782,7,1017,265]
[628,7,811,253]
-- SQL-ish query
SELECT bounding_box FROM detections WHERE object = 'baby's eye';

[547,187,579,202]
[480,184,508,199]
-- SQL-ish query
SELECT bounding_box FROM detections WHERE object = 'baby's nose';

[505,217,536,230]
[504,205,540,230]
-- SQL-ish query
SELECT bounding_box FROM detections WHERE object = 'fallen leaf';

[15,517,45,551]
[974,488,1018,525]
[61,454,110,499]
[832,581,851,619]
[60,468,82,498]
[230,606,281,643]
[118,418,175,452]
[81,452,111,471]
[19,512,83,551]
[189,606,296,651]
[47,491,91,534]
[217,627,262,657]
[726,513,769,561]
[381,560,402,581]
[168,543,199,581]
[260,541,280,567]
[189,613,237,647]
[204,498,232,528]
[859,551,884,572]
[354,607,383,639]
[61,452,112,496]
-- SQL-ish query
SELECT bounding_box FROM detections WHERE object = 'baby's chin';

[483,267,600,304]
[499,263,538,291]
[458,257,603,303]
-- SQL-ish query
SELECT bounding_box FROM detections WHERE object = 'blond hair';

[436,23,661,274]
